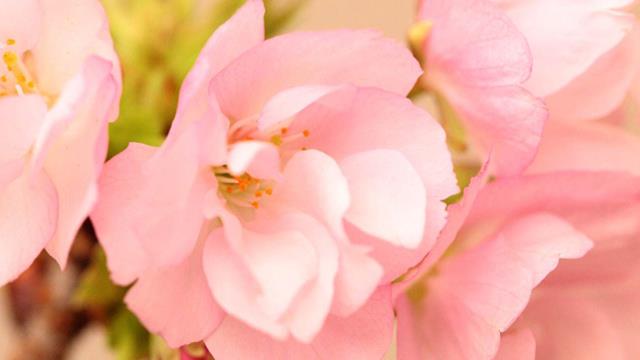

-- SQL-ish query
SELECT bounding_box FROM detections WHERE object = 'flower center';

[0,39,39,98]
[213,165,274,210]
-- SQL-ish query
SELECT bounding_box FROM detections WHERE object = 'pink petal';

[206,288,394,360]
[267,213,339,342]
[204,212,339,342]
[32,0,121,96]
[397,212,591,360]
[443,81,546,177]
[125,241,225,347]
[340,149,426,249]
[202,227,288,340]
[38,57,118,268]
[493,328,536,360]
[285,86,456,280]
[269,150,350,238]
[257,85,342,132]
[498,0,636,97]
[419,0,532,87]
[227,141,281,181]
[0,95,47,189]
[0,0,42,51]
[520,293,627,360]
[90,143,155,284]
[543,25,640,122]
[0,172,57,286]
[210,30,421,121]
[330,243,383,317]
[395,159,492,293]
[419,0,546,176]
[528,120,640,175]
[171,0,264,135]
[128,125,213,269]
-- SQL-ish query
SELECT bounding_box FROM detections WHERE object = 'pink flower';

[395,169,640,360]
[91,0,457,357]
[413,0,547,176]
[493,0,639,122]
[0,0,121,285]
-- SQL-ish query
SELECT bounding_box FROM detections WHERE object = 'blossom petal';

[38,57,118,268]
[125,241,225,347]
[494,328,536,360]
[528,121,640,176]
[543,25,640,122]
[397,212,591,360]
[206,288,393,360]
[499,0,636,97]
[0,172,57,286]
[210,30,421,121]
[227,140,281,181]
[171,0,264,134]
[269,150,350,238]
[0,0,42,51]
[419,0,546,176]
[0,95,47,190]
[32,0,121,96]
[340,149,426,249]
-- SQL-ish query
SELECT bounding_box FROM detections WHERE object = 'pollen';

[280,127,288,135]
[271,134,283,146]
[251,201,260,209]
[303,129,310,137]
[6,39,15,46]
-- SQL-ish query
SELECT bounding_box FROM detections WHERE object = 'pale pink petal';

[498,0,636,97]
[204,212,339,342]
[128,124,214,269]
[419,0,546,176]
[544,25,640,122]
[39,57,118,268]
[125,241,225,347]
[239,226,318,323]
[285,86,456,280]
[90,143,155,284]
[227,141,281,181]
[493,328,536,360]
[257,85,342,132]
[340,149,426,249]
[32,0,121,97]
[395,159,492,293]
[0,0,42,51]
[528,121,640,175]
[203,228,288,340]
[444,83,546,177]
[268,213,339,342]
[0,172,57,286]
[330,243,383,317]
[520,293,627,360]
[206,288,394,360]
[171,0,264,134]
[397,212,591,360]
[419,0,532,87]
[269,150,350,238]
[210,30,421,121]
[0,95,47,189]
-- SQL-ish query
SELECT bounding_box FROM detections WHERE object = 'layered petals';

[418,0,546,176]
[496,0,636,97]
[205,288,394,360]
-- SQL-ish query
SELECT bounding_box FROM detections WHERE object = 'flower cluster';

[1,0,639,359]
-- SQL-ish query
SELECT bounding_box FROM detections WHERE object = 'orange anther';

[303,129,310,137]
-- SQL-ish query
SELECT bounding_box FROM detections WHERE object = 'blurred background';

[0,1,416,359]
